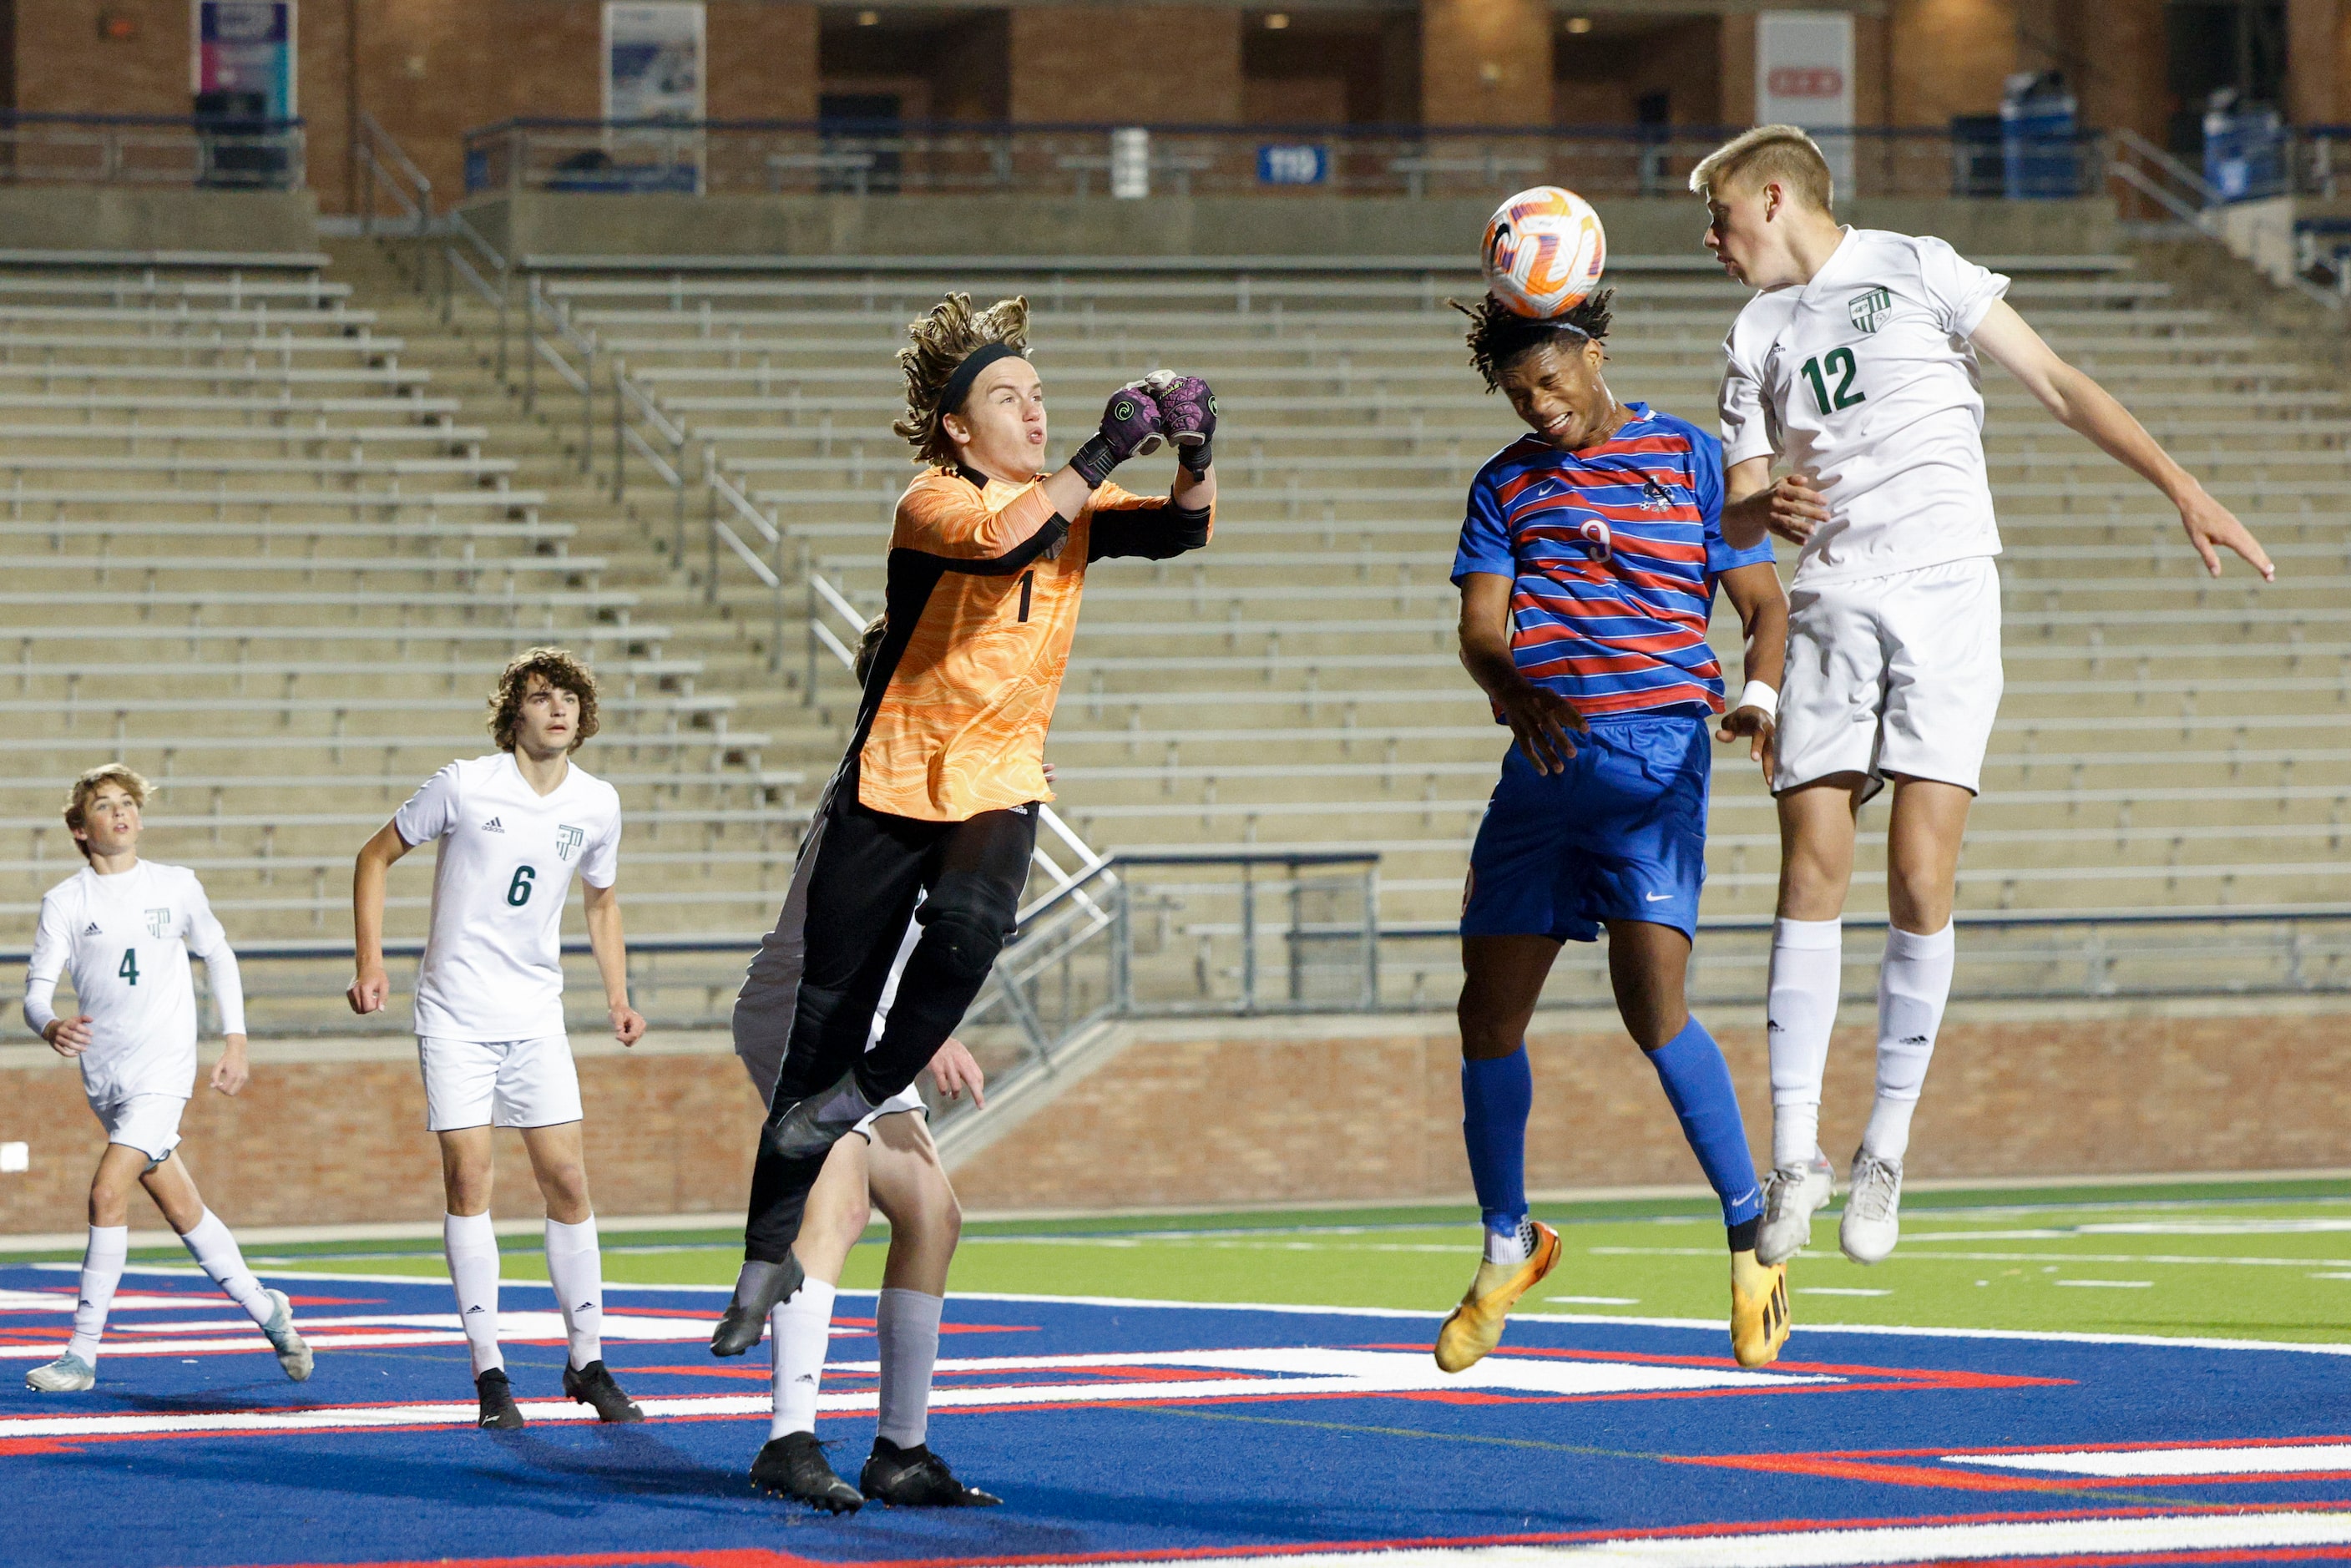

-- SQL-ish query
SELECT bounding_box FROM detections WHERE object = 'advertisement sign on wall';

[1755,11,1853,196]
[604,3,705,124]
[192,1,296,117]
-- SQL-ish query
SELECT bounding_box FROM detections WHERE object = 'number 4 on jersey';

[119,949,139,986]
[1800,346,1865,415]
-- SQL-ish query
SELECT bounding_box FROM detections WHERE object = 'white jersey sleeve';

[579,802,620,891]
[1916,235,2010,337]
[393,763,463,848]
[181,873,246,1038]
[23,888,68,1039]
[1717,336,1776,468]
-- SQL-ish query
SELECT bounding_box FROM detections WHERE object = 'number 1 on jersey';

[1799,346,1865,415]
[119,949,139,986]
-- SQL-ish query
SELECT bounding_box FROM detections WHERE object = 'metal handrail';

[442,207,512,371]
[524,277,600,468]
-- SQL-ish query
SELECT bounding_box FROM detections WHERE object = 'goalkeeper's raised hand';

[1069,383,1167,488]
[1140,371,1216,475]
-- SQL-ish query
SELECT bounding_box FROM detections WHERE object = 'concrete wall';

[469,192,2120,262]
[3,1003,2340,1233]
[0,188,318,255]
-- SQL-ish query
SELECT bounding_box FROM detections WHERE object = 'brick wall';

[1008,8,1242,124]
[949,1009,2351,1211]
[2289,0,2351,124]
[6,1008,2338,1234]
[12,1,821,218]
[1888,0,2018,127]
[1419,0,1550,127]
[0,1045,766,1236]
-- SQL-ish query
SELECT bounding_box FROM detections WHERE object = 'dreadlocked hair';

[1451,288,1615,391]
[892,293,1031,466]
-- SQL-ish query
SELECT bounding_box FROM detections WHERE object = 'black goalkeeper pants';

[741,773,1036,1263]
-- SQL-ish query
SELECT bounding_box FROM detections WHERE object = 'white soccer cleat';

[25,1353,95,1393]
[1757,1154,1834,1265]
[260,1287,314,1382]
[1840,1150,1905,1264]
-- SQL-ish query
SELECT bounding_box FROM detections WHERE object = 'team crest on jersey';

[1638,478,1674,512]
[554,824,584,861]
[1848,286,1893,334]
[144,908,171,937]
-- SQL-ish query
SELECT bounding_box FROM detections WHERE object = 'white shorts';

[90,1093,187,1163]
[417,1034,584,1132]
[858,1085,928,1134]
[1774,557,2004,798]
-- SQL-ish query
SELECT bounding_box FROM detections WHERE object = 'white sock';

[876,1287,944,1449]
[67,1225,128,1365]
[767,1277,836,1440]
[543,1216,604,1371]
[1482,1217,1536,1267]
[180,1209,274,1328]
[442,1211,503,1376]
[1864,923,1955,1162]
[1767,917,1843,1169]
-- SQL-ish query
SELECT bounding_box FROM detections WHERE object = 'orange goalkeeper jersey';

[850,465,1214,822]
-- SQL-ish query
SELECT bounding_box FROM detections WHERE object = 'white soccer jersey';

[392,752,622,1043]
[1719,227,2011,586]
[23,861,247,1103]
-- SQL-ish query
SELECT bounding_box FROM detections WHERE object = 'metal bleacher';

[556,252,2348,1012]
[0,251,817,1035]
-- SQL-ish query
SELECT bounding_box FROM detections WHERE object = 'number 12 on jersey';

[1800,346,1865,415]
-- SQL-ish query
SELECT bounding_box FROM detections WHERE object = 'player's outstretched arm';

[347,821,412,1015]
[1970,301,2274,581]
[583,881,645,1047]
[1458,572,1586,775]
[1722,458,1829,550]
[1715,561,1790,773]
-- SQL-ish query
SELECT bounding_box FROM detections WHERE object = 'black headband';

[938,341,1022,420]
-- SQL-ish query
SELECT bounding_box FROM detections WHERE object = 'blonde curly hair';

[892,293,1031,467]
[63,763,150,861]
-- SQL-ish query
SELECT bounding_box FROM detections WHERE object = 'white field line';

[1166,1511,2351,1568]
[1954,1442,2351,1479]
[0,1348,1832,1444]
[57,1269,2351,1358]
[1588,1245,2351,1268]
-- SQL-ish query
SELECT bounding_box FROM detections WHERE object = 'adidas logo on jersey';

[82,922,101,936]
[482,817,504,833]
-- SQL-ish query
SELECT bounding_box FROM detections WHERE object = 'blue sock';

[1647,1018,1765,1231]
[1460,1046,1533,1236]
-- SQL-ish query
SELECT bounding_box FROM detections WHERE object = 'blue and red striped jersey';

[1451,403,1772,721]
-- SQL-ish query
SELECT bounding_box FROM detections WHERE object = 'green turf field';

[83,1176,2346,1347]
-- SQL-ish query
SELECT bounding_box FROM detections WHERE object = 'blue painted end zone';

[2,1264,2349,1567]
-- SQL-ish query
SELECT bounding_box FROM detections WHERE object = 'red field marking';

[1683,1432,2351,1493]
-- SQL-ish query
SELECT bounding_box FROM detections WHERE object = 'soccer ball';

[1480,187,1607,319]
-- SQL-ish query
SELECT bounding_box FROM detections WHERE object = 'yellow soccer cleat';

[1433,1222,1561,1373]
[1730,1247,1792,1368]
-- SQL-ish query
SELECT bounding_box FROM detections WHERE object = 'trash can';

[2202,94,2285,203]
[1950,114,2003,198]
[194,89,289,189]
[2000,72,2080,199]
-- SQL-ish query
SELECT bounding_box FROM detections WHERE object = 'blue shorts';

[1459,715,1711,944]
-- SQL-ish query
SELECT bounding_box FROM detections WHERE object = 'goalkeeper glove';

[1140,371,1216,477]
[1069,384,1165,488]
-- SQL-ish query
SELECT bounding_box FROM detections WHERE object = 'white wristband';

[1735,679,1778,720]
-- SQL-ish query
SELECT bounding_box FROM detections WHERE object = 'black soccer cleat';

[712,1255,805,1357]
[562,1358,645,1423]
[475,1368,525,1429]
[750,1431,863,1514]
[860,1438,1004,1507]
